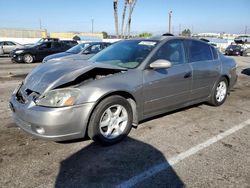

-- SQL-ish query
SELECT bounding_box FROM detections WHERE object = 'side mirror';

[149,59,172,69]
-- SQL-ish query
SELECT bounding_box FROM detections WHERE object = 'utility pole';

[39,18,42,29]
[91,19,94,33]
[179,24,181,36]
[168,11,172,33]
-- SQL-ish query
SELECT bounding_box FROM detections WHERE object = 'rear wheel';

[88,95,133,145]
[209,77,228,106]
[23,54,34,63]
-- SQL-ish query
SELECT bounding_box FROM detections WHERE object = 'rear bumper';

[10,95,95,141]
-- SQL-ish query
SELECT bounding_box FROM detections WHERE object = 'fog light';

[33,126,45,135]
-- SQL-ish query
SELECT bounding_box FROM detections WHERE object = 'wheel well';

[222,75,230,85]
[85,91,138,138]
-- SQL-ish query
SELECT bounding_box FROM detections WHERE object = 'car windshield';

[67,43,90,54]
[89,40,158,69]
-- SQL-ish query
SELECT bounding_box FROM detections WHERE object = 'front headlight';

[15,50,24,54]
[35,88,80,107]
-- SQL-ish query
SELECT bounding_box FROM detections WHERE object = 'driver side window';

[151,40,185,65]
[89,44,102,53]
[40,42,52,49]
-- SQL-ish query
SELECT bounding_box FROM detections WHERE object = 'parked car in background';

[43,42,111,63]
[0,41,24,55]
[10,37,237,145]
[225,45,245,56]
[10,41,74,63]
[60,40,78,48]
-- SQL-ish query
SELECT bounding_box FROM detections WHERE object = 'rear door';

[186,40,221,100]
[143,39,192,117]
[51,42,64,53]
[36,42,52,61]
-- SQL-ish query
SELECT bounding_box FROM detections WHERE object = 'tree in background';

[102,31,108,39]
[121,0,128,39]
[138,32,152,38]
[124,0,137,38]
[181,29,191,37]
[113,0,119,38]
[113,0,137,39]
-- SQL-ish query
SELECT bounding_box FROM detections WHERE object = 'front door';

[143,39,192,118]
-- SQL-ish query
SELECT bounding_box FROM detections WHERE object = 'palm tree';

[124,0,137,38]
[121,0,128,39]
[113,0,119,38]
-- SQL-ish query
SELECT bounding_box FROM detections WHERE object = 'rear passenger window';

[211,46,218,59]
[151,39,185,65]
[53,42,61,48]
[189,40,213,62]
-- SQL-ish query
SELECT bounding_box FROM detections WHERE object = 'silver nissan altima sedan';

[10,37,237,145]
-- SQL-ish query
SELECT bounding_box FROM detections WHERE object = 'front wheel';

[209,77,228,106]
[23,54,34,63]
[88,95,133,145]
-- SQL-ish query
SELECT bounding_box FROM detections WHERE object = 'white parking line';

[116,118,250,188]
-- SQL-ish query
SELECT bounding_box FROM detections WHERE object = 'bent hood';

[23,59,126,95]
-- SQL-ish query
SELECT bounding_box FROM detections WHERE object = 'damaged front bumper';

[9,95,95,141]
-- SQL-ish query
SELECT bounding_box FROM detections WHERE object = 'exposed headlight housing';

[35,88,80,107]
[15,50,24,54]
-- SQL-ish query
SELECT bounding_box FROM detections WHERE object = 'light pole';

[168,11,172,33]
[91,19,94,33]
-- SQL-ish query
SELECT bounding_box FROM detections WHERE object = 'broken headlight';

[35,88,80,107]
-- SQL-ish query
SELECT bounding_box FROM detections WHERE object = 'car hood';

[44,52,74,62]
[23,59,126,95]
[46,53,91,63]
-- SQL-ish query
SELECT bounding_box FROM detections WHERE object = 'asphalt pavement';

[0,56,250,188]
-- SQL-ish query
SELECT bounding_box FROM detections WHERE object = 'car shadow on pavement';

[55,137,184,188]
[241,68,250,76]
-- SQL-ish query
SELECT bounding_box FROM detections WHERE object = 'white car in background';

[0,41,24,55]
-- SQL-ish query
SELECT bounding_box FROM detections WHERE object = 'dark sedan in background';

[42,42,111,63]
[225,45,245,56]
[10,37,237,145]
[10,40,77,63]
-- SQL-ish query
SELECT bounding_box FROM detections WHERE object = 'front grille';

[16,90,26,104]
[16,87,40,104]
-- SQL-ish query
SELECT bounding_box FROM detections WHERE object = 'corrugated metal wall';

[0,28,47,38]
[50,32,103,39]
[0,28,103,39]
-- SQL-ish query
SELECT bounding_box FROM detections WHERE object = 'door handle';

[184,72,192,78]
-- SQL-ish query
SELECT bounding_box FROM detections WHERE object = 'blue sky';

[0,0,249,34]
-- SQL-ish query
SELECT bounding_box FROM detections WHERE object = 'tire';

[209,77,228,106]
[88,95,133,145]
[23,54,34,63]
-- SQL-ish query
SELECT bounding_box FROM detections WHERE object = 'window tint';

[52,42,61,48]
[189,40,213,62]
[151,39,185,65]
[40,42,51,49]
[211,46,218,59]
[89,44,102,53]
[6,41,15,45]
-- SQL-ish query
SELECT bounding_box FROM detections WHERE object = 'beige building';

[0,28,48,38]
[50,32,103,39]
